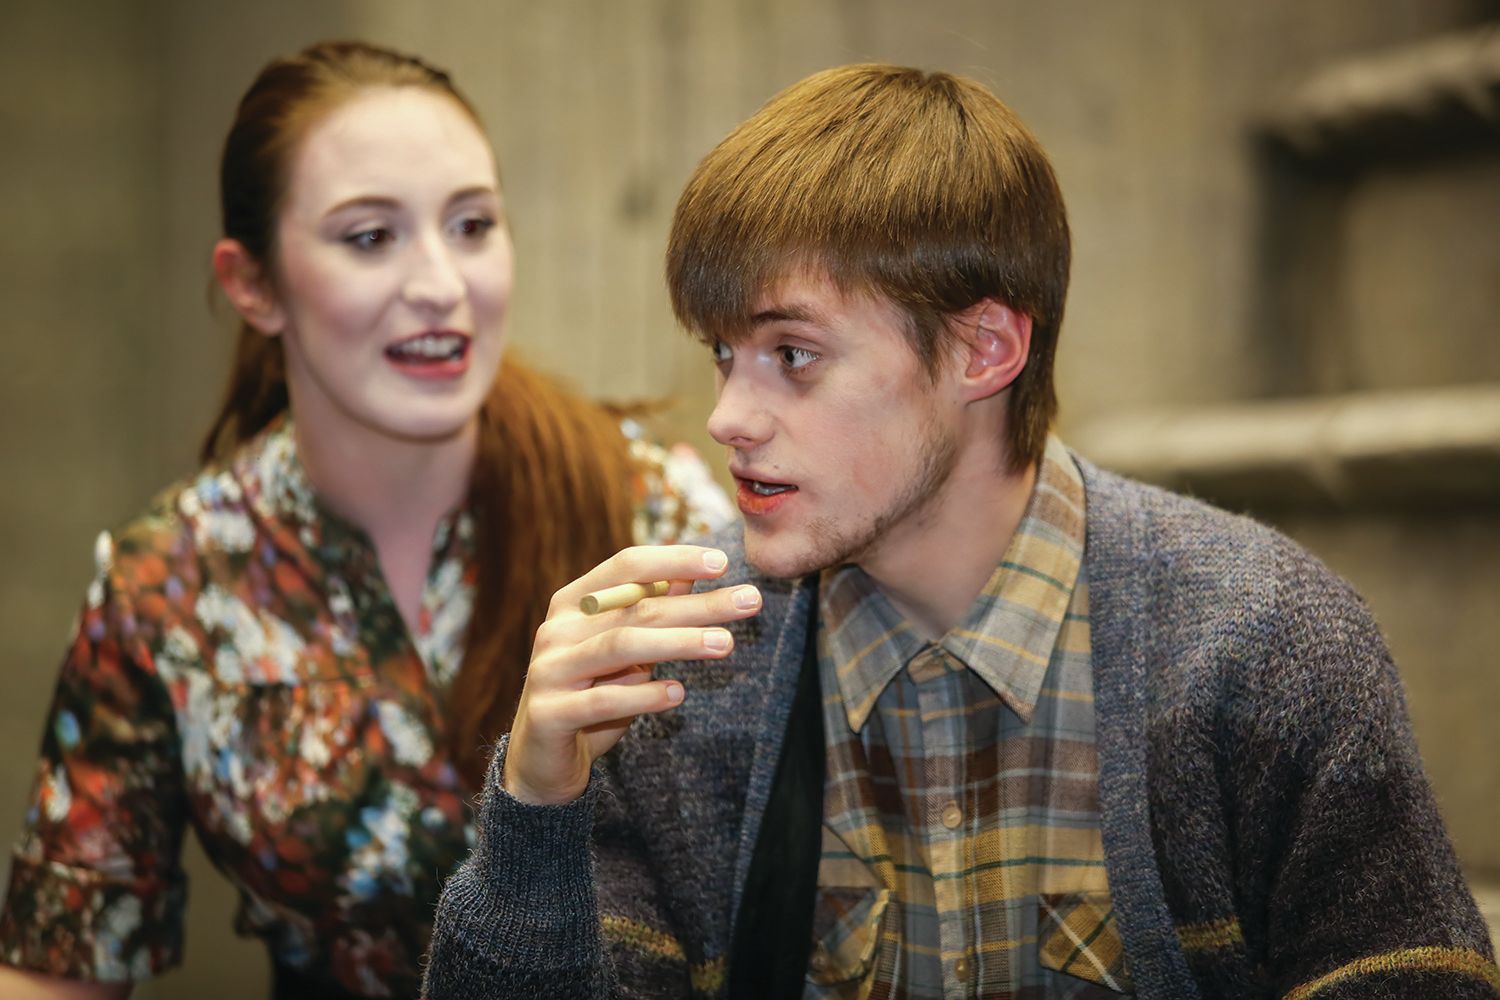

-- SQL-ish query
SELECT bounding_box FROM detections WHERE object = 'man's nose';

[706,370,771,449]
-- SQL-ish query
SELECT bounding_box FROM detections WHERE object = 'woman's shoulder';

[105,458,256,566]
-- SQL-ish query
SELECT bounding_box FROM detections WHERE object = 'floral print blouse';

[0,417,732,996]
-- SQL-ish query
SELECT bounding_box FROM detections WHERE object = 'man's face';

[706,271,963,579]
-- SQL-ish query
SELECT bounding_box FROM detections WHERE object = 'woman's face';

[266,85,513,451]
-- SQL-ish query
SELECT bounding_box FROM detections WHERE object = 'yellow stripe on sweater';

[1177,917,1244,952]
[601,914,685,960]
[1282,946,1500,1000]
[599,916,725,994]
[689,957,726,994]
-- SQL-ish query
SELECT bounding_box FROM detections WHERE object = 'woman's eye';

[711,340,732,364]
[344,227,394,251]
[454,215,496,239]
[777,346,818,371]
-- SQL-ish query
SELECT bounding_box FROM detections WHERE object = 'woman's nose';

[403,235,465,313]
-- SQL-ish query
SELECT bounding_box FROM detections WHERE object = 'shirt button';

[809,949,830,974]
[941,800,963,829]
[954,956,970,978]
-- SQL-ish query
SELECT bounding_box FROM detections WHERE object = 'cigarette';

[579,580,671,615]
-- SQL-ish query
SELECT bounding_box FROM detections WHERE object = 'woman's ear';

[212,239,285,335]
[954,298,1032,402]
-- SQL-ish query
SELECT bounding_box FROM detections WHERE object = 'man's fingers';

[594,664,654,688]
[534,584,760,654]
[548,545,731,615]
[539,626,735,686]
[605,584,761,629]
[534,679,686,732]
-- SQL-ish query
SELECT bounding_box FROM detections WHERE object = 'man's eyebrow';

[749,303,827,328]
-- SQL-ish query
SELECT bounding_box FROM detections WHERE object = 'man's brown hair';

[667,64,1071,470]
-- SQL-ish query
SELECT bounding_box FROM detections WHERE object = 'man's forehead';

[747,267,893,324]
[752,264,837,304]
[694,263,907,345]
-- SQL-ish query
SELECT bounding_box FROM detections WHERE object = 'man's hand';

[503,545,762,806]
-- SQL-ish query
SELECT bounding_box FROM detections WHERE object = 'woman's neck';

[294,414,478,631]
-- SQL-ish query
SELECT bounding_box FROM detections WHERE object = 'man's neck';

[857,447,1038,642]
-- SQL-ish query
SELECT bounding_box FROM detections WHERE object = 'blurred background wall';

[2,2,1496,996]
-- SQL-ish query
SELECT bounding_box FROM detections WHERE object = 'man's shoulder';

[1080,456,1312,567]
[1076,456,1365,620]
[1076,457,1400,729]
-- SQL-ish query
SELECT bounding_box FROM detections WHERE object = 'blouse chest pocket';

[1038,891,1135,994]
[806,885,895,995]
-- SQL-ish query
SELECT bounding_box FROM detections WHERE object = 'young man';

[424,66,1498,999]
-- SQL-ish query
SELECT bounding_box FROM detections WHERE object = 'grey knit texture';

[423,461,1497,999]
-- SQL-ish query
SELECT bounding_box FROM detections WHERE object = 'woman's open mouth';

[384,331,472,378]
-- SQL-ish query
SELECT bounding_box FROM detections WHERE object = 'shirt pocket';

[807,885,894,993]
[1038,891,1135,994]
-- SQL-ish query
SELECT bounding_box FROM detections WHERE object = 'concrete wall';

[2,2,1495,996]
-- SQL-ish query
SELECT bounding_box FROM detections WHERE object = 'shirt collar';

[231,415,475,574]
[819,435,1087,732]
[236,415,324,546]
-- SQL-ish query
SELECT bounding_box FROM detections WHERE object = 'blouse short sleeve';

[0,530,189,982]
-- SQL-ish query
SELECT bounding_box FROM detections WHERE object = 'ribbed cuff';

[473,736,602,961]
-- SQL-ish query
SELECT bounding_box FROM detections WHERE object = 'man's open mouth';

[746,479,796,496]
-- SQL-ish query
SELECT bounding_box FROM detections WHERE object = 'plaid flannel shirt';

[810,437,1132,999]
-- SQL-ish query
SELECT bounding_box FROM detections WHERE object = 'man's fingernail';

[703,628,731,651]
[733,586,761,610]
[703,550,728,571]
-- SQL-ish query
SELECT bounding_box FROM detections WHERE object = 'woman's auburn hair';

[455,362,636,789]
[201,41,635,790]
[667,63,1072,472]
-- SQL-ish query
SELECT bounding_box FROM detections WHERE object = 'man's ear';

[953,298,1031,402]
[212,238,285,335]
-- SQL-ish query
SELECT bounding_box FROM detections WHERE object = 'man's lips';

[734,475,798,516]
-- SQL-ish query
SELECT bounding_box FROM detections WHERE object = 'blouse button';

[941,800,963,829]
[954,956,970,978]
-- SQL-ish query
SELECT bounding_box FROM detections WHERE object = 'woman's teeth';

[387,333,466,360]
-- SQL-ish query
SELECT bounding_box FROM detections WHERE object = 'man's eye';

[710,341,732,363]
[778,346,818,370]
[344,228,395,250]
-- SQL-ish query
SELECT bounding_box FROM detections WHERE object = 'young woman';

[0,41,729,999]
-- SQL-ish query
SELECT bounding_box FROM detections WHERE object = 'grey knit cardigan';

[424,460,1498,999]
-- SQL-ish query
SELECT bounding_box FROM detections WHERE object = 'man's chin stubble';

[743,516,876,580]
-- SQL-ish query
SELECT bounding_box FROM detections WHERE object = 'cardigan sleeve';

[422,735,697,999]
[1247,569,1498,999]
